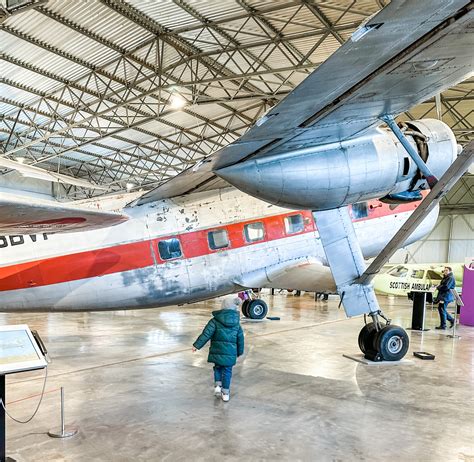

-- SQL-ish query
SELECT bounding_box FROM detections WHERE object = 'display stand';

[0,325,48,462]
[409,291,430,331]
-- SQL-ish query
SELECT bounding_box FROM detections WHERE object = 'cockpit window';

[389,265,408,278]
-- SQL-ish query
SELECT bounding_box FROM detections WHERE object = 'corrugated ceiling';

[0,0,472,207]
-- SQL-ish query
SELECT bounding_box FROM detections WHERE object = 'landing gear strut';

[358,311,409,361]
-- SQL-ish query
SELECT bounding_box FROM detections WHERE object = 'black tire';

[247,299,268,320]
[374,325,409,361]
[241,299,250,318]
[358,322,377,354]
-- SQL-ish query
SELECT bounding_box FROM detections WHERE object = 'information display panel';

[0,325,47,374]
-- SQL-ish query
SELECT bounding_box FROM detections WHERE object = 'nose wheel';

[358,313,409,361]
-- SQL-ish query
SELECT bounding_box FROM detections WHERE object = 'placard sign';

[0,325,47,374]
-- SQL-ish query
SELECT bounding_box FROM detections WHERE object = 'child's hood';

[212,309,240,327]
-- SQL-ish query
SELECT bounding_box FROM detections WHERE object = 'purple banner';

[460,259,474,326]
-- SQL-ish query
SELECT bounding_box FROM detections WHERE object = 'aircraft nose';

[215,160,284,205]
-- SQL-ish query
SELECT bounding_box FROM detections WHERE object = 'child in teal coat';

[192,297,244,401]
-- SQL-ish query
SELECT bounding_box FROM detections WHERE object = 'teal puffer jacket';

[193,309,244,366]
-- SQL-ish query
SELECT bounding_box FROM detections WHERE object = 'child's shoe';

[221,392,230,402]
[214,385,222,396]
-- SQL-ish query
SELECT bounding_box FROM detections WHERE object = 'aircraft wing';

[0,156,108,190]
[132,0,473,207]
[0,195,128,234]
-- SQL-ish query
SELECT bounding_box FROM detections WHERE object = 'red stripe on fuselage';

[0,200,421,292]
[0,240,153,291]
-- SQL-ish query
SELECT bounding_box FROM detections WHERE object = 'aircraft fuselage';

[0,188,438,311]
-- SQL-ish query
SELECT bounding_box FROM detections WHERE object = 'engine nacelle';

[215,119,457,210]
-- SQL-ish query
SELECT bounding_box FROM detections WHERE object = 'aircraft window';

[208,229,229,250]
[426,270,442,281]
[158,238,182,260]
[244,222,265,243]
[389,266,408,278]
[284,214,304,234]
[411,269,425,279]
[352,202,369,219]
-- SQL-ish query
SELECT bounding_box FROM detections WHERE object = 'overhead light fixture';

[16,156,26,164]
[126,182,135,191]
[170,94,186,109]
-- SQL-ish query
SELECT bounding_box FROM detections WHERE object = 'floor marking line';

[8,317,355,385]
[6,387,61,406]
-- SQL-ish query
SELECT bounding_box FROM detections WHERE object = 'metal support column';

[313,206,381,317]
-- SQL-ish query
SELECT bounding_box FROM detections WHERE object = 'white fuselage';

[0,187,438,311]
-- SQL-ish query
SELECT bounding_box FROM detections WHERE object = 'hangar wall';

[391,214,474,264]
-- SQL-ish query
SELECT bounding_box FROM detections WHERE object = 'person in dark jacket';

[435,266,456,330]
[192,296,244,402]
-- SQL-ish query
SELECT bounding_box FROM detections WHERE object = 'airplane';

[1,0,473,362]
[373,263,464,298]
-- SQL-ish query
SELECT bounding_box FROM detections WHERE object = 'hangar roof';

[0,0,472,211]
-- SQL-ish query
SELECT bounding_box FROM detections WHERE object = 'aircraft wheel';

[374,325,409,361]
[358,322,377,354]
[247,299,268,319]
[241,299,251,318]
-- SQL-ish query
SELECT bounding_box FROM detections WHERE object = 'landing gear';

[314,292,329,301]
[241,299,268,320]
[241,299,250,318]
[374,325,409,361]
[358,322,377,354]
[358,311,409,361]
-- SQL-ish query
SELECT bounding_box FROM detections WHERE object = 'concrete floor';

[1,293,473,462]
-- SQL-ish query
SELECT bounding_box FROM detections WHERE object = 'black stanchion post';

[1,374,5,462]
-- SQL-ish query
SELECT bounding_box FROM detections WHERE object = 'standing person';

[192,296,244,402]
[435,266,456,330]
